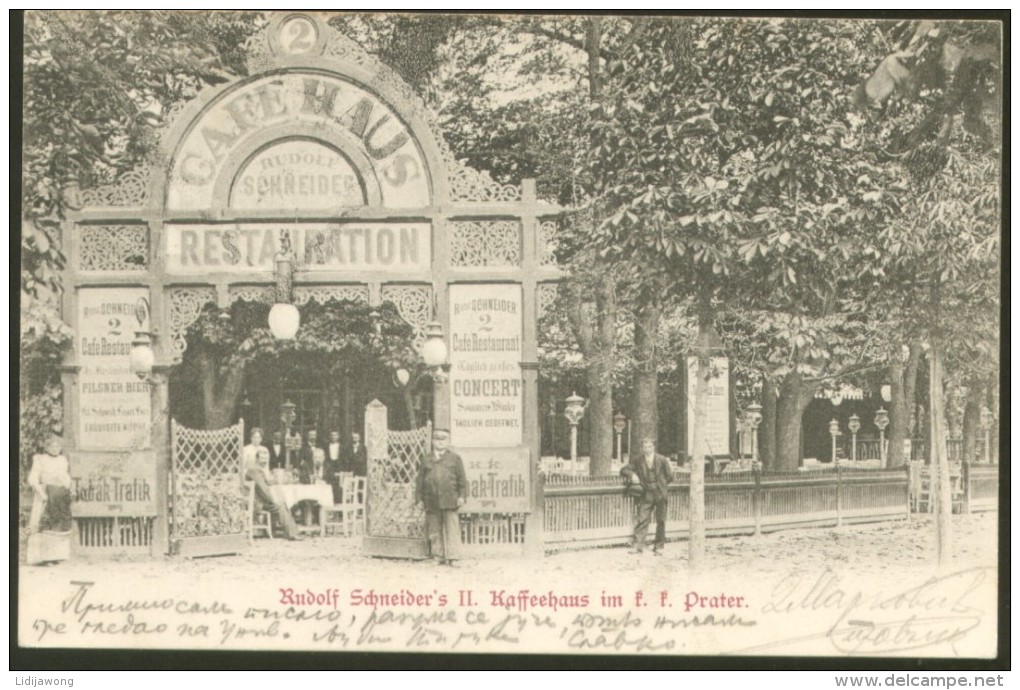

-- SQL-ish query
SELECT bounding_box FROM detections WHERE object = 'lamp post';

[874,407,890,468]
[979,406,992,464]
[613,411,627,464]
[268,229,300,340]
[829,418,841,464]
[422,320,450,430]
[848,414,861,462]
[747,403,763,466]
[281,399,297,469]
[564,392,586,468]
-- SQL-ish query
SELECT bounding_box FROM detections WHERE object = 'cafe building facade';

[61,14,563,558]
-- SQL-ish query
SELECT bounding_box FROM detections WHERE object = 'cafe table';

[270,483,335,536]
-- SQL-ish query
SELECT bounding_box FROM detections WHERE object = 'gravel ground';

[19,511,998,583]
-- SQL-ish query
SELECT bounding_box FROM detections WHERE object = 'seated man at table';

[244,447,301,541]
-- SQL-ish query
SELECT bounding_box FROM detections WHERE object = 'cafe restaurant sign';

[164,222,432,274]
[449,284,523,447]
[77,287,152,450]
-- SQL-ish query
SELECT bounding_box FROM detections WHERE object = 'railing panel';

[541,468,922,550]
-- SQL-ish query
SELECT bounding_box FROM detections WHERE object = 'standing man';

[345,431,368,478]
[326,430,344,502]
[415,428,467,566]
[620,438,673,555]
[268,431,286,471]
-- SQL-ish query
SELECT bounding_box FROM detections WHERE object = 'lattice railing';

[366,421,431,540]
[170,419,247,540]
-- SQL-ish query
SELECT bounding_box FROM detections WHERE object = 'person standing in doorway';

[620,438,672,555]
[415,428,467,566]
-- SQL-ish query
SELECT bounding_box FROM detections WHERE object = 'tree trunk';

[196,350,245,429]
[761,378,778,470]
[402,384,417,431]
[775,372,814,471]
[565,279,616,477]
[961,380,982,464]
[688,316,715,572]
[887,342,922,467]
[930,339,952,566]
[630,303,660,454]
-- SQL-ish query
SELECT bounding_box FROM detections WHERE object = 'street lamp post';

[281,399,297,469]
[268,229,300,340]
[747,403,763,467]
[613,411,627,464]
[564,392,587,469]
[829,419,842,464]
[874,407,890,468]
[979,406,992,464]
[848,414,861,462]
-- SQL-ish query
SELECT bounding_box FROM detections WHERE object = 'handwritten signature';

[733,567,993,656]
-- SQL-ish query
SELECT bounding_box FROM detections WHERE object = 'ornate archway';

[61,13,564,557]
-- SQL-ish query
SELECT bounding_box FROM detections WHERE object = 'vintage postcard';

[16,11,1004,666]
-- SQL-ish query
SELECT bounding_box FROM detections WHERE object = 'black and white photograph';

[15,10,1005,673]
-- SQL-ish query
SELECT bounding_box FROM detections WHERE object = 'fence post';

[961,460,971,514]
[904,464,912,520]
[835,461,842,527]
[752,463,762,536]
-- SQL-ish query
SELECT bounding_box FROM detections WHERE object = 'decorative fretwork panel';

[450,220,521,267]
[170,419,247,540]
[537,283,560,320]
[78,225,148,271]
[74,163,152,208]
[293,285,370,306]
[169,287,217,355]
[229,285,276,304]
[380,285,431,350]
[539,219,560,267]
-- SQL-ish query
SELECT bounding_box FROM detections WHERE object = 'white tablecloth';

[271,484,335,510]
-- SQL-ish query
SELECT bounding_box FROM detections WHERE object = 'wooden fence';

[541,466,911,551]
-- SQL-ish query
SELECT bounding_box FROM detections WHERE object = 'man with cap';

[415,428,467,565]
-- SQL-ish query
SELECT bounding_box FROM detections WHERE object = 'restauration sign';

[77,287,152,450]
[449,284,523,448]
[164,222,432,274]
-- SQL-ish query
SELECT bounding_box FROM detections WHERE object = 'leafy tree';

[20,10,262,472]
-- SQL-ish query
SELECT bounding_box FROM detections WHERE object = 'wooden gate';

[362,400,432,558]
[169,419,250,557]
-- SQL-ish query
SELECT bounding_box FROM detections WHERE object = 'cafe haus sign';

[167,72,431,211]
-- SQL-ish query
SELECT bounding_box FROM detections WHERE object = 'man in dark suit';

[343,431,368,478]
[267,431,286,471]
[620,438,673,555]
[415,428,467,565]
[325,430,344,502]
